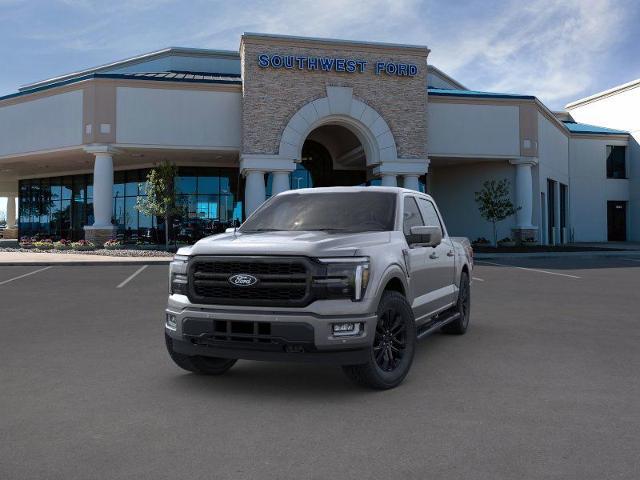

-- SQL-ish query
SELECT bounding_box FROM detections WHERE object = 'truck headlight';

[314,257,370,301]
[169,254,189,295]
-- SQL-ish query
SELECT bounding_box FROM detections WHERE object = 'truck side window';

[403,197,424,237]
[417,198,443,230]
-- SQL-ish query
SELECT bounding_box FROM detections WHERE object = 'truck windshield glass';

[240,191,396,233]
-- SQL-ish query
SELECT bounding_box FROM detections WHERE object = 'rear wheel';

[441,271,470,335]
[165,333,237,375]
[342,291,416,390]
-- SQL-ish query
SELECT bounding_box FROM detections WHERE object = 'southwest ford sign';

[257,54,418,77]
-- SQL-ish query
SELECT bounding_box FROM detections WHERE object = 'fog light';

[166,313,177,331]
[332,322,361,337]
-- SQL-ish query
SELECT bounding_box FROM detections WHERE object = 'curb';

[475,251,640,260]
[0,259,171,266]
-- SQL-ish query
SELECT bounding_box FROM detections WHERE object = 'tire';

[165,333,237,375]
[342,291,416,390]
[441,271,471,335]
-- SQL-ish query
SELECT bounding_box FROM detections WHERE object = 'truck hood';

[187,230,393,257]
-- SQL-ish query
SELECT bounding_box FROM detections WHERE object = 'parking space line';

[472,277,485,282]
[116,265,149,289]
[476,260,581,279]
[0,266,52,286]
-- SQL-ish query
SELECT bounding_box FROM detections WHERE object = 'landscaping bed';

[0,247,173,257]
[473,245,621,253]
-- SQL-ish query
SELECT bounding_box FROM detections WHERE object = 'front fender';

[371,263,410,307]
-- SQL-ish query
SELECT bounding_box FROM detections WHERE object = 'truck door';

[416,197,456,313]
[402,196,431,322]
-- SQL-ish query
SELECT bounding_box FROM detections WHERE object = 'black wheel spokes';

[374,308,407,372]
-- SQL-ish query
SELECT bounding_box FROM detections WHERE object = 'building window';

[606,145,626,179]
[18,166,242,244]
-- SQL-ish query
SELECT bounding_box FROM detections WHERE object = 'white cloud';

[3,0,635,109]
[426,0,629,107]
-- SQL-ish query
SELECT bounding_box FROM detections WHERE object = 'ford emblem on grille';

[228,274,259,287]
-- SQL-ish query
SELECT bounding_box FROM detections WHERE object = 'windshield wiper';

[239,228,285,233]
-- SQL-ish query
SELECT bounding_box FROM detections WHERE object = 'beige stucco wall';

[240,35,429,160]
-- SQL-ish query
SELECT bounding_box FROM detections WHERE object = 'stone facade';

[84,226,117,246]
[240,34,429,161]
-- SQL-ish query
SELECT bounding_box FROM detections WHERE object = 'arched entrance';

[298,124,368,187]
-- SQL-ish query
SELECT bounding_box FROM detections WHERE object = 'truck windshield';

[240,191,397,233]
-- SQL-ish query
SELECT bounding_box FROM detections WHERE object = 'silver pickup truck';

[165,187,473,389]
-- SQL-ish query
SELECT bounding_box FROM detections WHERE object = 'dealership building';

[0,33,637,245]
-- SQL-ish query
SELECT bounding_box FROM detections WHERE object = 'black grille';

[188,256,316,307]
[183,318,314,351]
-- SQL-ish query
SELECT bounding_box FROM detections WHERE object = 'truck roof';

[278,186,432,197]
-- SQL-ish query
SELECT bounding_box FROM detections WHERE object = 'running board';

[416,311,460,340]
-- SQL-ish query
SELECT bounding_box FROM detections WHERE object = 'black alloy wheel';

[374,307,407,372]
[342,290,416,389]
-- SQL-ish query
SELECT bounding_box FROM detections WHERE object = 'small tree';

[474,179,519,246]
[136,161,182,250]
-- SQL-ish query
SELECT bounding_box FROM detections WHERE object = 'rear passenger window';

[417,198,442,229]
[403,197,424,236]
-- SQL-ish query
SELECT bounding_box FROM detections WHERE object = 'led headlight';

[314,257,370,301]
[169,254,189,295]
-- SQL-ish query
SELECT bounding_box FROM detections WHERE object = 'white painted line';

[476,260,581,279]
[472,277,485,282]
[116,265,148,289]
[0,266,52,286]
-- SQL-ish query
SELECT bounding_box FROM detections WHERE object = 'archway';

[298,124,368,187]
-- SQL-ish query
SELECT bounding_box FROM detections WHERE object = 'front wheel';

[165,333,237,375]
[342,291,416,390]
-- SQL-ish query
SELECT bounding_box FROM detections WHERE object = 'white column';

[511,159,536,229]
[6,195,17,228]
[380,174,397,187]
[244,170,266,216]
[402,175,420,191]
[91,152,115,227]
[271,171,290,196]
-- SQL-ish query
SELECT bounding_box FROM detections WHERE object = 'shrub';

[103,239,123,250]
[33,239,54,250]
[472,237,490,245]
[54,239,73,250]
[19,236,34,249]
[71,240,96,251]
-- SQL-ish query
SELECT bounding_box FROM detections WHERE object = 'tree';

[474,179,519,246]
[136,161,182,250]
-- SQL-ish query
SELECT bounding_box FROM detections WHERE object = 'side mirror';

[408,225,442,247]
[225,227,236,233]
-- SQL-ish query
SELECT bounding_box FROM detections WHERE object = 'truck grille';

[188,256,315,307]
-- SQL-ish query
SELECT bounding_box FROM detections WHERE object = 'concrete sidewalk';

[0,251,171,266]
[475,250,640,260]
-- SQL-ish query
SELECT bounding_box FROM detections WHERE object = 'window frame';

[606,145,627,179]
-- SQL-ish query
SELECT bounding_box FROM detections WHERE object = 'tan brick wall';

[240,36,429,160]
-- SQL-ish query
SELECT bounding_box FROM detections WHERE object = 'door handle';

[447,250,455,257]
[429,252,438,259]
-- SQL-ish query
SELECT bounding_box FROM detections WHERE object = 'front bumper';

[165,305,377,365]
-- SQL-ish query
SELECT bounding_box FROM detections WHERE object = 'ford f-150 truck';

[165,187,473,389]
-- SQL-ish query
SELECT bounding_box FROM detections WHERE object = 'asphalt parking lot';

[1,256,639,479]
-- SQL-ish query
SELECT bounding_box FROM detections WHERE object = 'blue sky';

[1,0,639,108]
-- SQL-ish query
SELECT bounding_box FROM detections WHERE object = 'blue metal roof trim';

[562,121,628,135]
[428,87,535,100]
[0,72,242,102]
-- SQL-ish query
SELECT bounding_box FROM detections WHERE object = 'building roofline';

[428,87,535,100]
[427,65,467,90]
[19,47,240,92]
[565,78,640,109]
[2,72,241,104]
[241,32,430,55]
